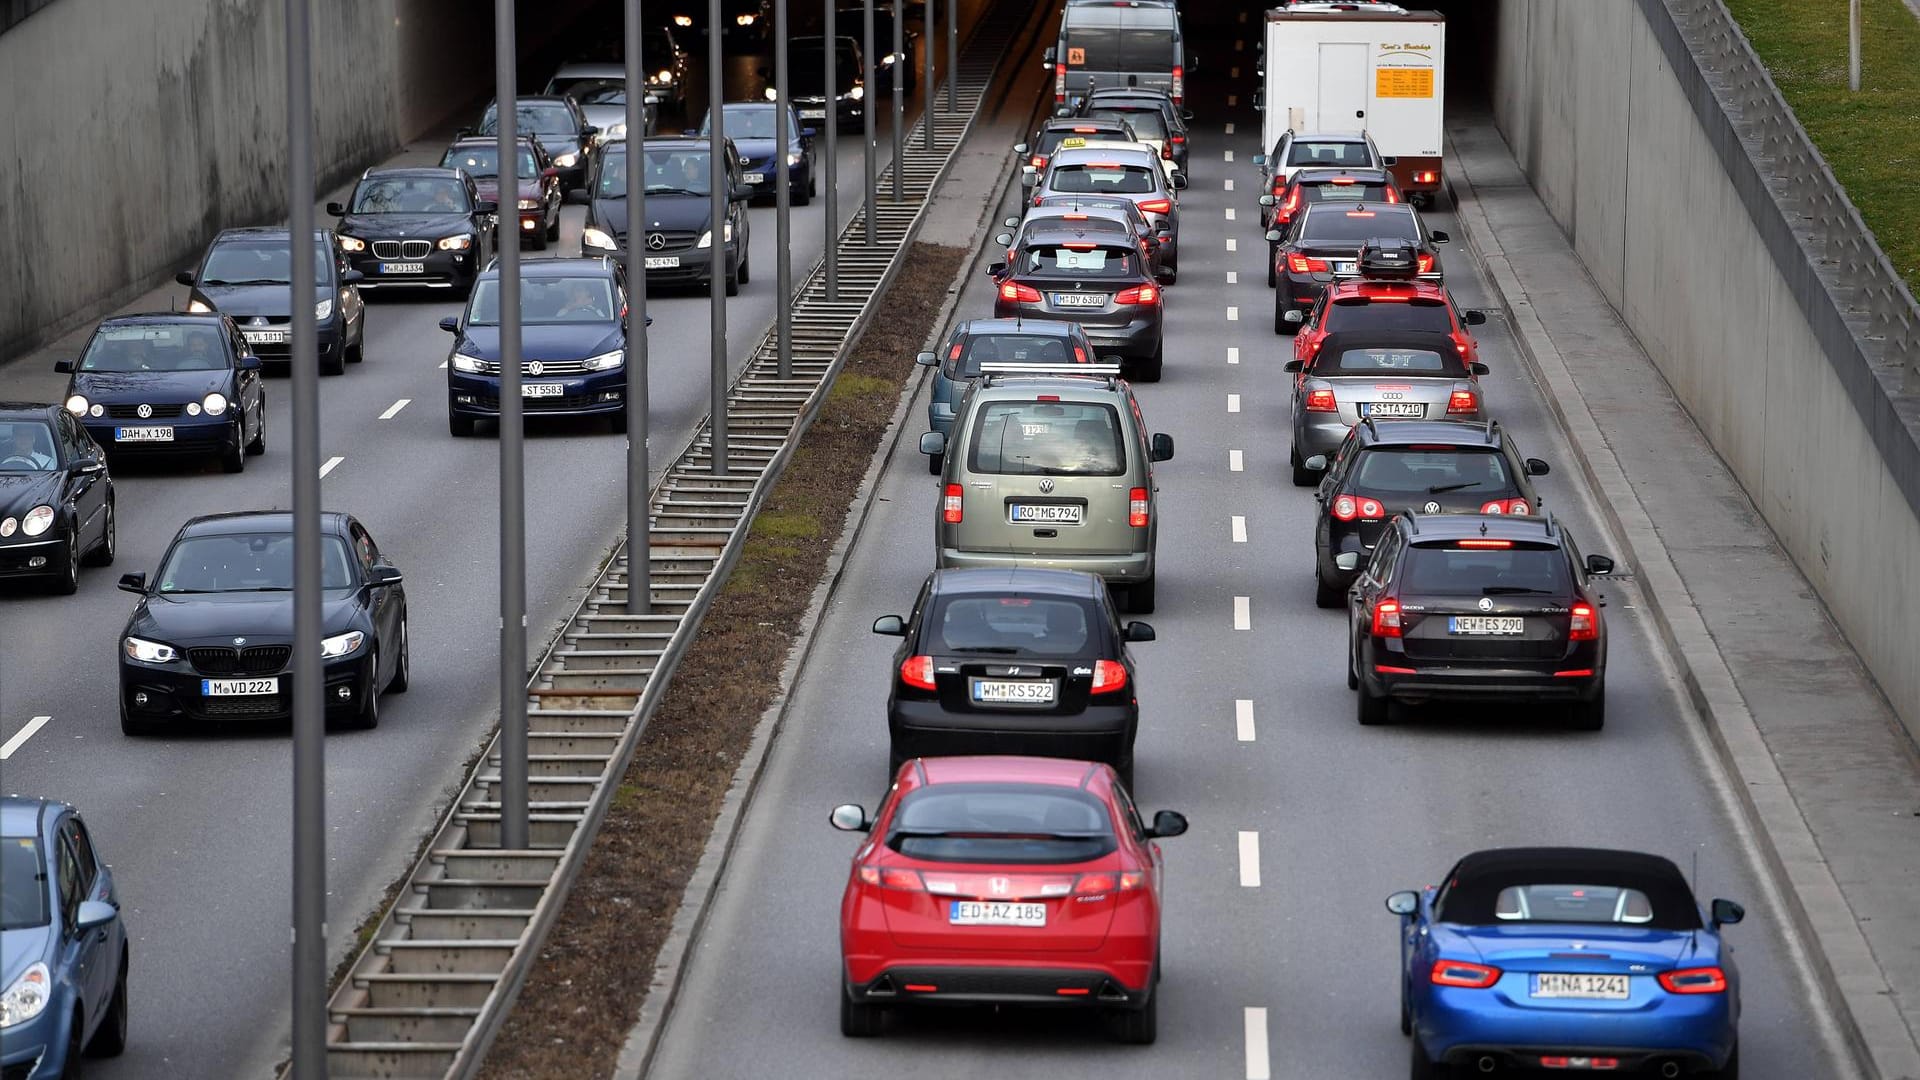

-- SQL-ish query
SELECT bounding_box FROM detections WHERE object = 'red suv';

[832,755,1188,1043]
[1293,278,1489,366]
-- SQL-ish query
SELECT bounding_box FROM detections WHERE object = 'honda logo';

[646,233,667,250]
[1477,597,1495,612]
[989,877,1010,895]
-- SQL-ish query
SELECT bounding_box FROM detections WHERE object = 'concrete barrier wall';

[1483,0,1920,737]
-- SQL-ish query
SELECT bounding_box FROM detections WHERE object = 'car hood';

[339,213,469,238]
[459,323,623,362]
[1442,923,1704,973]
[69,369,230,404]
[128,589,364,647]
[581,104,630,131]
[2,926,52,990]
[731,137,779,159]
[0,472,65,519]
[472,177,542,203]
[195,284,330,319]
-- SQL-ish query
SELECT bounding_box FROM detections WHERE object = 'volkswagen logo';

[1038,478,1055,493]
[527,361,545,376]
[1424,501,1441,513]
[646,232,667,250]
[233,637,248,646]
[989,877,1010,896]
[136,403,152,419]
[1477,597,1495,612]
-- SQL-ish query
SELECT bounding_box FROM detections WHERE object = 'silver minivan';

[919,367,1174,613]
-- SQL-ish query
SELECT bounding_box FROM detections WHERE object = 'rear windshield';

[1019,245,1135,276]
[928,595,1095,656]
[1352,447,1512,497]
[968,400,1126,476]
[1049,164,1157,195]
[1319,346,1466,376]
[1039,194,1136,217]
[950,334,1083,376]
[1286,140,1373,168]
[441,145,539,180]
[1088,108,1166,139]
[1040,127,1129,154]
[888,783,1116,864]
[1300,208,1420,245]
[1493,884,1658,925]
[82,324,229,372]
[1326,299,1451,334]
[1304,180,1392,204]
[1400,544,1570,596]
[2,838,48,930]
[1060,18,1178,70]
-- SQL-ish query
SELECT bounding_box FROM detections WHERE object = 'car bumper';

[448,369,628,420]
[987,304,1162,361]
[0,536,70,580]
[889,696,1135,765]
[1293,413,1352,460]
[1420,988,1733,1072]
[120,653,375,726]
[936,546,1152,583]
[600,246,733,286]
[344,248,479,289]
[239,323,341,366]
[739,161,809,195]
[844,963,1153,1008]
[1363,659,1604,704]
[82,415,235,455]
[794,101,862,129]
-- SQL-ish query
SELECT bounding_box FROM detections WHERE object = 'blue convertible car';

[1389,847,1744,1078]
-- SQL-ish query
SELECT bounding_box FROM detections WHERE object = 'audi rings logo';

[1038,478,1055,494]
[1477,597,1495,612]
[136,403,153,418]
[646,232,668,250]
[527,361,545,376]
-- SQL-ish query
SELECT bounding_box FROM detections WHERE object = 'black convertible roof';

[1436,847,1702,930]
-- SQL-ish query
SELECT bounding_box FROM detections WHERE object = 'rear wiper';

[946,645,1022,654]
[1428,481,1484,494]
[1481,586,1554,595]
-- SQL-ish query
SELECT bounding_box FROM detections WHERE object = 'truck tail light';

[1128,487,1149,527]
[1055,63,1067,102]
[1090,659,1129,693]
[1287,254,1330,274]
[1305,388,1337,412]
[1569,602,1598,641]
[1115,284,1158,305]
[898,655,937,691]
[1414,170,1439,185]
[1447,390,1478,414]
[1171,65,1183,104]
[1371,598,1404,638]
[942,483,964,523]
[1000,280,1041,303]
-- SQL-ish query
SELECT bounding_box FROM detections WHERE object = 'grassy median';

[1723,0,1920,293]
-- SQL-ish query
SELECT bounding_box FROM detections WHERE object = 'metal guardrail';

[313,6,1027,1078]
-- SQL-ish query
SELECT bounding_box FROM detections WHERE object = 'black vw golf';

[59,313,266,473]
[0,403,115,594]
[116,511,409,734]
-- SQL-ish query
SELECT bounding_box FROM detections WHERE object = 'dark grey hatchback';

[914,318,1098,472]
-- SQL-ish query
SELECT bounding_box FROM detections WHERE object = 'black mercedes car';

[0,403,114,594]
[477,96,599,193]
[116,511,408,734]
[58,313,266,473]
[328,167,498,287]
[580,136,753,295]
[176,228,366,375]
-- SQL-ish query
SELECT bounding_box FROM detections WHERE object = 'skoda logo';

[136,403,153,418]
[1038,478,1055,493]
[1424,501,1441,513]
[1477,597,1495,612]
[989,877,1010,896]
[646,232,667,250]
[527,361,545,376]
[233,637,248,646]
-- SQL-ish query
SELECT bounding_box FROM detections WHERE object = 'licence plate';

[115,426,174,443]
[1361,402,1425,418]
[743,173,765,184]
[800,109,826,119]
[949,901,1047,927]
[522,382,564,398]
[645,256,680,269]
[1531,973,1629,1000]
[1332,261,1357,274]
[972,679,1057,704]
[1009,503,1083,524]
[242,330,289,344]
[1448,616,1524,635]
[1053,292,1107,307]
[202,677,279,697]
[379,262,425,274]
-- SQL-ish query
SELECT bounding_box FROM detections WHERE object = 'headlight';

[123,637,178,664]
[90,404,104,417]
[552,152,579,168]
[65,394,88,416]
[848,86,864,101]
[516,198,540,211]
[20,506,55,537]
[582,227,616,251]
[655,68,676,84]
[672,15,691,27]
[787,152,804,166]
[187,402,202,416]
[203,392,228,416]
[320,630,365,658]
[763,87,778,102]
[337,235,366,252]
[438,234,474,250]
[0,963,50,1029]
[581,349,624,371]
[187,299,213,313]
[607,122,627,140]
[0,518,14,538]
[315,299,334,321]
[450,353,488,373]
[722,220,733,243]
[735,12,756,25]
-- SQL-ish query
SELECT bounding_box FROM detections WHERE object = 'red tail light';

[1414,170,1438,184]
[1447,390,1478,414]
[1115,284,1158,305]
[1137,197,1172,214]
[1073,346,1088,363]
[1657,967,1728,995]
[1330,494,1385,521]
[1430,959,1499,988]
[1287,254,1330,274]
[1073,870,1146,892]
[1478,498,1531,515]
[948,343,964,360]
[1305,388,1337,412]
[1416,253,1435,273]
[1169,134,1186,145]
[942,483,964,523]
[858,865,928,890]
[1170,65,1183,104]
[1000,280,1041,303]
[899,655,937,690]
[1055,63,1067,102]
[1091,659,1129,693]
[1569,602,1598,641]
[1371,598,1403,638]
[1161,141,1172,160]
[1281,189,1301,217]
[1386,187,1399,203]
[1456,539,1513,548]
[1128,487,1149,527]
[1030,154,1048,170]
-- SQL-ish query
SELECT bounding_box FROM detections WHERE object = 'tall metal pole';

[625,0,652,615]
[775,0,792,379]
[708,0,729,475]
[496,0,530,852]
[1848,0,1861,92]
[922,0,935,150]
[946,0,957,111]
[824,0,839,301]
[862,0,877,245]
[890,0,904,200]
[284,0,326,1072]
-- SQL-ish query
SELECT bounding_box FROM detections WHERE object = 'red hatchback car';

[831,755,1188,1043]
[1293,278,1489,367]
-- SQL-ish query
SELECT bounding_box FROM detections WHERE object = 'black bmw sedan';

[58,313,266,472]
[0,403,115,594]
[328,167,498,291]
[116,511,409,734]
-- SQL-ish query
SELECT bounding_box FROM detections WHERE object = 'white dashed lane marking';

[1229,449,1244,471]
[1233,596,1251,630]
[1226,237,1237,252]
[1224,149,1234,162]
[319,456,344,478]
[1246,1007,1272,1079]
[1238,831,1261,886]
[1224,178,1234,191]
[1225,121,1236,134]
[1227,271,1238,284]
[1227,306,1240,321]
[1227,393,1241,413]
[1235,698,1255,739]
[1227,347,1240,365]
[0,717,51,760]
[378,398,411,420]
[1225,207,1236,221]
[1228,93,1238,107]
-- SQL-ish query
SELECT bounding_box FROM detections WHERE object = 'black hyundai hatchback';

[873,567,1156,787]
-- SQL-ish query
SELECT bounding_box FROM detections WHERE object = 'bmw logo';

[1477,597,1495,612]
[527,361,545,376]
[1038,478,1055,493]
[233,637,248,646]
[1424,501,1440,513]
[136,403,153,418]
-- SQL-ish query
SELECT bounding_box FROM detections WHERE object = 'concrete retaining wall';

[1482,0,1920,738]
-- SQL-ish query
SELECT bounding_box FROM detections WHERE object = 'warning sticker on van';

[1067,46,1086,65]
[1375,68,1434,98]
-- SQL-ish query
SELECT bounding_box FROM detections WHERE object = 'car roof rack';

[980,362,1120,381]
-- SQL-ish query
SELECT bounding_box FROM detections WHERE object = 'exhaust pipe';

[1660,1062,1682,1079]
[1477,1056,1497,1073]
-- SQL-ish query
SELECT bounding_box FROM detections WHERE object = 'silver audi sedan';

[1283,329,1488,471]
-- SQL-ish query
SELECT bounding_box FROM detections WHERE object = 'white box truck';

[1258,3,1446,202]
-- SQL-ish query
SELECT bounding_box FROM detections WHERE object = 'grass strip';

[475,242,967,1080]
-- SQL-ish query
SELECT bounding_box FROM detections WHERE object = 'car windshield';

[1327,299,1451,333]
[951,334,1081,376]
[0,421,57,472]
[969,401,1125,476]
[442,145,540,180]
[1287,140,1373,168]
[468,276,617,324]
[1,838,49,930]
[1019,244,1132,276]
[550,76,624,101]
[1400,543,1570,596]
[482,102,577,139]
[1492,884,1659,925]
[156,532,356,593]
[887,784,1117,864]
[704,107,790,140]
[199,243,330,286]
[617,147,714,196]
[1049,164,1156,194]
[1088,108,1165,140]
[1352,448,1511,496]
[928,596,1094,656]
[1300,208,1419,245]
[80,324,229,373]
[351,177,470,214]
[788,44,859,95]
[1319,346,1464,376]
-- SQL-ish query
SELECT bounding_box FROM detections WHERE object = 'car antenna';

[1478,520,1489,536]
[1691,849,1700,900]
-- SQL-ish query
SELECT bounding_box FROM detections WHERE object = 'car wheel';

[1314,567,1344,609]
[387,617,411,693]
[1347,639,1360,690]
[50,530,80,595]
[1126,576,1155,614]
[348,650,380,729]
[547,213,561,241]
[321,349,346,376]
[610,409,629,436]
[1115,757,1135,792]
[738,246,752,285]
[85,498,116,567]
[449,414,477,438]
[1410,1035,1449,1079]
[347,339,364,364]
[1569,685,1605,731]
[926,450,943,476]
[120,702,160,737]
[1709,1041,1739,1079]
[1399,979,1411,1036]
[220,422,246,473]
[810,174,818,198]
[1291,446,1319,488]
[1274,297,1289,335]
[794,180,812,206]
[246,397,266,454]
[840,983,885,1038]
[887,743,908,784]
[725,263,741,297]
[1104,981,1157,1045]
[1267,246,1277,287]
[1136,346,1163,383]
[86,950,130,1057]
[1357,680,1391,726]
[64,1009,85,1079]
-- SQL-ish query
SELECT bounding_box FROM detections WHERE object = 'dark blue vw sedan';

[700,102,816,205]
[0,796,129,1079]
[57,314,266,473]
[441,257,632,436]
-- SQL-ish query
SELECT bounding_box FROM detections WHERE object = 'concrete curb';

[1445,148,1918,1080]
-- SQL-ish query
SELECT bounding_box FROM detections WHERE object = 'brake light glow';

[1658,967,1728,994]
[1385,187,1399,203]
[1430,959,1499,988]
[1479,498,1531,515]
[1137,198,1172,214]
[1447,390,1478,414]
[1128,487,1150,527]
[1115,284,1158,305]
[899,655,937,690]
[1062,242,1098,250]
[1371,598,1403,638]
[1288,254,1330,274]
[1279,189,1301,219]
[1332,494,1386,521]
[1091,659,1129,693]
[1061,212,1088,220]
[1329,177,1357,185]
[1169,134,1185,144]
[1030,154,1048,169]
[1417,253,1435,273]
[1455,539,1513,549]
[1414,170,1438,184]
[904,983,939,993]
[1055,63,1067,102]
[1171,64,1183,104]
[858,865,928,889]
[1345,210,1377,218]
[1056,987,1090,996]
[1375,664,1418,674]
[1540,1057,1619,1070]
[1073,346,1088,363]
[1036,394,1060,402]
[949,343,963,359]
[1071,126,1098,134]
[1569,602,1598,641]
[1161,141,1173,160]
[942,484,964,524]
[1305,388,1337,412]
[1000,280,1041,303]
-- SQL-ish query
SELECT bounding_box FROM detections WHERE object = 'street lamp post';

[863,0,877,245]
[708,0,729,475]
[824,0,839,300]
[775,0,793,379]
[625,0,652,615]
[891,0,904,200]
[495,0,530,853]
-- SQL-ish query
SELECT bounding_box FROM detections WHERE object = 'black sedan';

[0,403,114,594]
[59,313,266,472]
[477,96,599,193]
[176,228,366,375]
[989,224,1165,381]
[1267,202,1448,329]
[116,511,409,734]
[328,167,498,286]
[873,567,1155,787]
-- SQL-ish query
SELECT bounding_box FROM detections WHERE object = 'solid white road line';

[1233,596,1251,630]
[438,358,448,369]
[1224,177,1234,192]
[378,398,411,420]
[1227,270,1239,284]
[1235,699,1255,741]
[1225,120,1237,133]
[1224,149,1234,162]
[1227,393,1241,413]
[1227,306,1240,321]
[1231,516,1248,543]
[1229,449,1244,471]
[1224,207,1236,221]
[1226,237,1237,252]
[319,456,344,478]
[1245,1007,1272,1079]
[0,717,52,760]
[1227,346,1241,365]
[1238,831,1261,886]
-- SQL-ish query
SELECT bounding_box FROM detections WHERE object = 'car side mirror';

[439,316,460,333]
[1144,810,1187,838]
[581,125,601,137]
[1283,309,1304,324]
[240,354,263,371]
[731,184,755,201]
[1156,270,1175,286]
[1019,173,1038,188]
[118,572,147,594]
[564,188,591,205]
[1710,898,1744,929]
[915,351,937,367]
[1283,359,1303,373]
[75,900,118,934]
[1251,153,1266,166]
[1264,229,1282,243]
[1042,47,1055,67]
[368,564,404,588]
[1003,215,1021,228]
[919,431,947,457]
[1463,309,1488,326]
[1383,155,1399,167]
[993,232,1013,246]
[1304,454,1329,472]
[871,614,906,636]
[1149,432,1174,462]
[1258,194,1276,207]
[829,803,871,832]
[1172,173,1188,190]
[1334,552,1362,571]
[1470,362,1490,376]
[325,201,347,217]
[1525,458,1550,476]
[985,262,1005,277]
[1180,107,1194,121]
[1013,142,1029,155]
[1385,890,1418,916]
[1585,554,1616,576]
[1429,230,1450,244]
[175,270,195,286]
[54,359,73,373]
[475,199,499,214]
[1124,621,1155,642]
[75,459,105,475]
[342,270,365,285]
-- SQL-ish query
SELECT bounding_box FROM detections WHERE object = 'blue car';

[1,797,129,1079]
[57,313,266,473]
[911,318,1099,473]
[441,256,636,437]
[1391,847,1744,1078]
[702,101,816,205]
